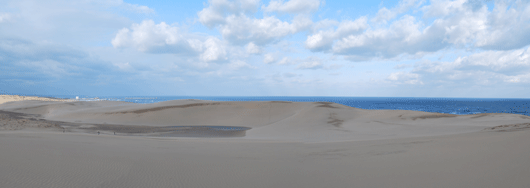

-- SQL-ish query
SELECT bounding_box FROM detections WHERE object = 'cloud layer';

[307,0,530,60]
[2,0,530,97]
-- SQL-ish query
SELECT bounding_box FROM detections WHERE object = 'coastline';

[0,94,72,105]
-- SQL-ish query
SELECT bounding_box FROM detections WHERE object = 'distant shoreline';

[0,94,70,105]
[1,94,529,116]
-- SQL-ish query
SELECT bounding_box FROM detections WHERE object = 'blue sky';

[1,0,529,97]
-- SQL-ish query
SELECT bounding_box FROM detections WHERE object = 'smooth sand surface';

[0,94,67,105]
[1,97,530,187]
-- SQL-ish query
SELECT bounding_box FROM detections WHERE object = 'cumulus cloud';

[391,47,530,86]
[122,3,155,14]
[263,53,276,64]
[305,17,368,52]
[309,0,530,60]
[332,15,430,59]
[200,38,227,62]
[421,47,530,75]
[197,0,261,28]
[262,0,322,14]
[277,57,293,65]
[245,42,262,54]
[219,15,311,45]
[112,20,227,62]
[372,0,424,23]
[111,20,202,54]
[198,0,312,46]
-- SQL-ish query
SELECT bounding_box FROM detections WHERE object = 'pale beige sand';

[1,97,530,187]
[0,94,69,105]
[1,99,529,142]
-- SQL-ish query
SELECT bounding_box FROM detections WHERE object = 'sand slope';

[1,128,530,188]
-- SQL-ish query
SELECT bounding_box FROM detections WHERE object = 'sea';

[41,95,530,117]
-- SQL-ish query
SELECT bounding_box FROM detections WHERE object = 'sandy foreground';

[1,96,530,187]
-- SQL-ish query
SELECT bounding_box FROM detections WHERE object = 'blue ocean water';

[46,95,530,117]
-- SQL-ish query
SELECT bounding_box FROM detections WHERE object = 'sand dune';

[1,97,530,187]
[1,99,528,142]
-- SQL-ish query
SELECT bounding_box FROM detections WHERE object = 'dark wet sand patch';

[82,124,250,137]
[411,114,457,120]
[327,113,344,127]
[0,110,250,137]
[269,101,292,103]
[484,123,530,132]
[316,102,339,109]
[0,110,62,130]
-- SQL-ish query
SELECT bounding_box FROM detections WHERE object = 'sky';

[1,0,529,98]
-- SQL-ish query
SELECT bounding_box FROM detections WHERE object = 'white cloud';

[200,37,227,62]
[199,0,312,46]
[245,42,262,54]
[122,3,155,14]
[309,0,530,60]
[263,53,276,64]
[262,0,322,14]
[305,17,368,52]
[503,73,530,83]
[6,0,530,97]
[332,15,427,59]
[112,20,229,63]
[278,57,292,65]
[372,0,424,23]
[219,14,311,45]
[387,72,422,84]
[197,0,261,28]
[111,20,203,54]
[402,46,530,86]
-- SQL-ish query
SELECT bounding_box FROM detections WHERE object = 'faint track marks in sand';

[107,103,221,114]
[484,123,530,132]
